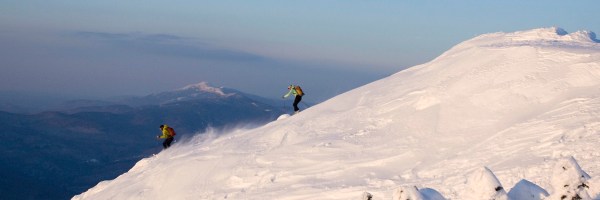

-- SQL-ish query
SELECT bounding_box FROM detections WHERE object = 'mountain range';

[0,82,287,200]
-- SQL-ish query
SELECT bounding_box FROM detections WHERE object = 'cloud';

[73,31,132,40]
[70,31,265,62]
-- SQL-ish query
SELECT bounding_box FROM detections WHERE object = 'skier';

[157,124,176,149]
[282,84,304,114]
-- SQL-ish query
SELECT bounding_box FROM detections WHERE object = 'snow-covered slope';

[73,27,600,200]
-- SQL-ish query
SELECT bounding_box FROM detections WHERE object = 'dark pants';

[163,137,174,149]
[293,95,302,112]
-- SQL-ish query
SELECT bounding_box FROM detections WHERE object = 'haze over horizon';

[1,1,599,103]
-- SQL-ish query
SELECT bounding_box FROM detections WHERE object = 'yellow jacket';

[159,125,174,139]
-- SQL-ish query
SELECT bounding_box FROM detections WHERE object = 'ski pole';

[300,101,310,108]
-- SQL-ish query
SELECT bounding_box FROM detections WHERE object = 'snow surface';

[277,114,292,121]
[74,27,600,200]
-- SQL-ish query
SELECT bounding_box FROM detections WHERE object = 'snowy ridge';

[74,27,600,200]
[506,27,599,43]
[466,27,598,51]
[178,81,233,97]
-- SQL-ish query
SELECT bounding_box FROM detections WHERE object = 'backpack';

[167,127,176,137]
[294,85,304,96]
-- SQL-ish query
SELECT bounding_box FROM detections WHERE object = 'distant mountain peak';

[177,82,233,97]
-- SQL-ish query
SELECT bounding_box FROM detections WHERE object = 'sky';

[1,0,599,104]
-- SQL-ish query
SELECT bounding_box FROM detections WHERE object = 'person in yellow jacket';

[157,124,175,149]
